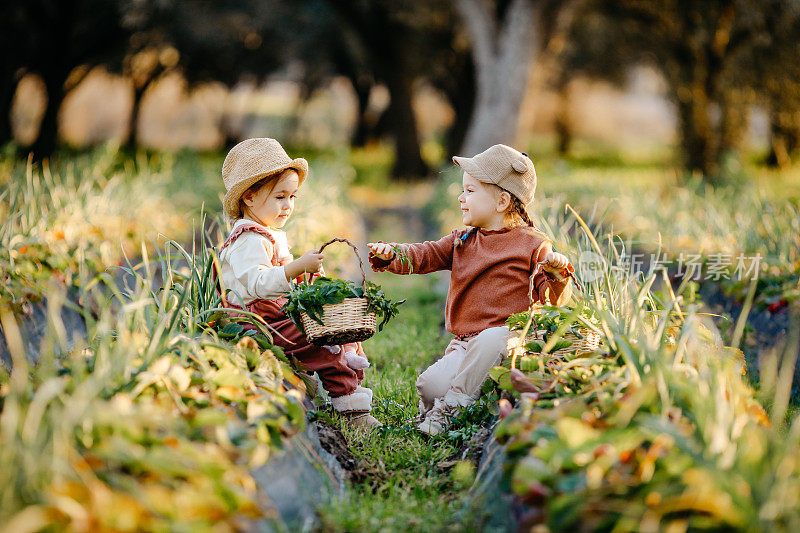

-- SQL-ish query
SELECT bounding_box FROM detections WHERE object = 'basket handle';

[316,238,368,292]
[528,260,580,305]
[527,261,547,306]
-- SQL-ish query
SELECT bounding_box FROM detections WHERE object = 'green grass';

[315,272,493,532]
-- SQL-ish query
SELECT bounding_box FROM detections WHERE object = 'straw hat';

[452,144,537,205]
[222,138,308,219]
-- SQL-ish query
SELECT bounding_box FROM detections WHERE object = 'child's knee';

[415,372,432,401]
[416,369,444,405]
[473,326,512,359]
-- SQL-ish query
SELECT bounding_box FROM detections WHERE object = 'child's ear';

[242,189,256,207]
[496,190,512,213]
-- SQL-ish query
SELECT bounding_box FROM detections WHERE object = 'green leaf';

[221,322,245,336]
[489,366,514,390]
[526,340,544,353]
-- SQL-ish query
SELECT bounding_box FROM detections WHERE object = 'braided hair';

[454,226,478,247]
[507,194,533,227]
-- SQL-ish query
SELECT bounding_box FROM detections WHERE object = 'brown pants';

[237,298,363,398]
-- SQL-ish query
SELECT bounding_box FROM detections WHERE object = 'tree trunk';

[438,57,475,157]
[454,0,540,155]
[124,80,150,149]
[672,74,748,180]
[382,66,428,180]
[350,77,375,147]
[445,83,474,157]
[324,0,428,180]
[716,87,747,165]
[28,0,77,159]
[0,74,15,146]
[30,67,68,158]
[766,107,799,168]
[676,95,716,177]
[554,82,572,156]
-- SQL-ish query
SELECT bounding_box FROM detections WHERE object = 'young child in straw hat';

[368,144,573,436]
[218,138,380,429]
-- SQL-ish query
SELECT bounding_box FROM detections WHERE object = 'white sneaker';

[417,398,457,436]
[417,414,445,436]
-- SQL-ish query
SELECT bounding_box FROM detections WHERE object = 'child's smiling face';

[458,171,509,229]
[242,170,300,228]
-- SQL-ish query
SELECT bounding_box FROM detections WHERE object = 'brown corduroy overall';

[219,223,363,397]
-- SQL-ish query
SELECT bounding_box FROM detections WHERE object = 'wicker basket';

[519,267,601,358]
[300,238,377,346]
[524,327,601,358]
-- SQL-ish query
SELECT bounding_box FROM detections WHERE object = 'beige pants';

[416,326,512,414]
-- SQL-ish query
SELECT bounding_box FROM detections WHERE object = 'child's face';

[458,171,507,229]
[242,170,300,228]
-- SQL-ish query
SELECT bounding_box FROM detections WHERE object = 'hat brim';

[452,155,495,185]
[223,158,308,219]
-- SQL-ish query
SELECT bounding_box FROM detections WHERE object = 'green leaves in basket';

[364,280,406,331]
[526,340,544,353]
[507,304,597,344]
[282,276,405,334]
[527,339,572,353]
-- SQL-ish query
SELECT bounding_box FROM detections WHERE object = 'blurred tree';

[742,1,800,168]
[286,0,473,179]
[319,1,432,179]
[453,0,581,155]
[121,0,289,148]
[579,0,795,179]
[0,0,133,157]
[546,4,634,155]
[1,0,293,154]
[0,8,30,147]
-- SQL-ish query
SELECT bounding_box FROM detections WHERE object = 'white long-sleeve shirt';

[218,218,293,305]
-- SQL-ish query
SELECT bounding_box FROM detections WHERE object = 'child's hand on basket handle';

[367,242,396,261]
[285,250,324,280]
[541,251,570,277]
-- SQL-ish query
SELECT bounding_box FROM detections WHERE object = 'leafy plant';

[489,211,800,532]
[0,152,190,316]
[0,233,308,530]
[506,305,599,355]
[282,276,405,333]
[392,244,413,274]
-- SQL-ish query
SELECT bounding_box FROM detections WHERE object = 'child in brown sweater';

[368,144,573,436]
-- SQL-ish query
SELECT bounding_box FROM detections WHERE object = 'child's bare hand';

[542,251,569,273]
[285,250,324,279]
[367,242,396,261]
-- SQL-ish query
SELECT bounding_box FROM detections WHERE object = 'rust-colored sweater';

[369,226,573,338]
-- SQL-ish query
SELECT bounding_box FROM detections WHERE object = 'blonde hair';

[505,194,533,227]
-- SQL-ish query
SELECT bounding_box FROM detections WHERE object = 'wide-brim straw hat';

[222,138,308,219]
[452,144,537,206]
